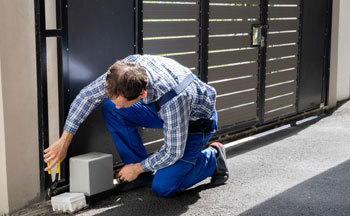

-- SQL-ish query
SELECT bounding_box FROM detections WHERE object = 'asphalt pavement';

[13,100,350,216]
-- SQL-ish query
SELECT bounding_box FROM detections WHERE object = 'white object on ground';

[51,192,87,213]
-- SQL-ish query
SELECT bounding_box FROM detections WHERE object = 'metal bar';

[55,0,65,184]
[257,0,268,123]
[210,0,260,3]
[143,21,198,38]
[209,35,251,51]
[208,48,258,66]
[266,57,297,72]
[269,0,300,4]
[143,3,199,19]
[218,104,257,128]
[216,90,257,110]
[209,21,257,35]
[267,32,299,45]
[264,93,296,111]
[59,0,70,186]
[322,0,333,107]
[296,0,303,112]
[266,45,298,59]
[210,5,260,19]
[265,69,298,85]
[34,0,49,200]
[208,62,258,81]
[268,7,300,18]
[265,81,297,98]
[211,76,257,95]
[264,105,296,120]
[143,37,199,55]
[45,29,63,37]
[199,0,209,83]
[268,20,299,32]
[135,0,143,54]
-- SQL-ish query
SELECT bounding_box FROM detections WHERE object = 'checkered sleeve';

[63,73,108,134]
[141,94,191,172]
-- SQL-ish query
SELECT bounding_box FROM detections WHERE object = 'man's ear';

[140,90,147,98]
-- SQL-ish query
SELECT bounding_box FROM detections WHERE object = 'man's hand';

[44,130,73,171]
[117,163,144,182]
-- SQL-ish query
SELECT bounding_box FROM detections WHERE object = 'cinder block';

[69,152,113,196]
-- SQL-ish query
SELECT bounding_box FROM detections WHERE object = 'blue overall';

[102,74,218,197]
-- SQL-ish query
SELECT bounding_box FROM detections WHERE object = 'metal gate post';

[199,0,209,83]
[257,0,268,123]
[35,0,69,200]
[135,0,143,55]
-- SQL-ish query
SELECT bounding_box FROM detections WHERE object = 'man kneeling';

[44,55,229,197]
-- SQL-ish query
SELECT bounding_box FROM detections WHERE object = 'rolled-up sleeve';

[141,94,191,172]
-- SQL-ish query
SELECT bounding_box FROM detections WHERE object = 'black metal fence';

[35,0,332,199]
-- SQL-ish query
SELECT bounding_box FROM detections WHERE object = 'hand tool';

[46,161,61,198]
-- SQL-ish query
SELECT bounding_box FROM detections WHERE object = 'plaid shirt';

[64,55,216,172]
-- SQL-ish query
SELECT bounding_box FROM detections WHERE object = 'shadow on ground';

[74,183,216,216]
[239,159,350,216]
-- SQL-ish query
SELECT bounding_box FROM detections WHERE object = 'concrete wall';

[329,0,350,106]
[0,59,10,215]
[0,0,40,214]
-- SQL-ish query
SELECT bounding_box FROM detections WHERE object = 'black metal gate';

[35,0,332,199]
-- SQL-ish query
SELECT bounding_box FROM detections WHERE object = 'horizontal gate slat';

[208,62,258,81]
[265,81,297,98]
[209,49,258,66]
[211,76,257,95]
[265,69,297,85]
[266,45,298,59]
[268,7,300,18]
[167,53,199,68]
[209,21,257,35]
[143,4,199,19]
[264,93,296,112]
[210,0,260,3]
[268,0,300,4]
[143,22,199,37]
[218,104,257,128]
[209,35,251,50]
[268,20,300,32]
[146,0,198,2]
[266,57,297,72]
[210,5,260,19]
[264,105,296,121]
[216,90,257,110]
[143,38,199,55]
[268,32,299,45]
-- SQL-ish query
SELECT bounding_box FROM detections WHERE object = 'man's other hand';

[44,130,73,171]
[117,163,144,182]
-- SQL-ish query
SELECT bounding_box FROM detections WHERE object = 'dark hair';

[106,60,148,100]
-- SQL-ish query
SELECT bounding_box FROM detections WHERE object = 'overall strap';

[155,73,196,112]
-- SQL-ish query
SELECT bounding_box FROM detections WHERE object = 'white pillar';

[0,0,40,214]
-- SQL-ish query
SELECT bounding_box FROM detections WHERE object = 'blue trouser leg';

[152,133,217,197]
[102,99,218,197]
[152,112,218,197]
[102,100,163,164]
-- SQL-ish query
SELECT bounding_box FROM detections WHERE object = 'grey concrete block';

[69,152,113,196]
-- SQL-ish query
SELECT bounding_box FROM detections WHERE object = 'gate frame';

[35,0,332,200]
